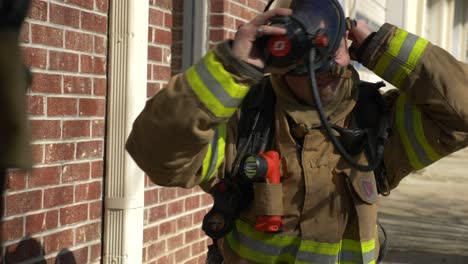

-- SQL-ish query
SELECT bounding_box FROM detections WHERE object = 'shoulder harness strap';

[237,76,276,156]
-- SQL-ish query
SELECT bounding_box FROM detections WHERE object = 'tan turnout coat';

[126,24,468,263]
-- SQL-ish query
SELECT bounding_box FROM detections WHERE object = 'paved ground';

[378,148,468,264]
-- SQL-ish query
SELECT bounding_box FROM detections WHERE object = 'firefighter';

[126,0,468,263]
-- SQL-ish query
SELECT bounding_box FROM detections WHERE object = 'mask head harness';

[263,0,347,75]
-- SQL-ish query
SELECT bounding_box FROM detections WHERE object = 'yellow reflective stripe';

[230,219,376,263]
[373,52,394,77]
[396,94,424,169]
[396,93,441,170]
[413,106,441,161]
[373,30,408,76]
[210,123,226,180]
[186,67,236,118]
[226,233,296,264]
[201,140,213,182]
[299,239,340,255]
[186,50,250,118]
[373,28,429,88]
[342,239,375,253]
[199,124,226,184]
[204,52,249,99]
[391,37,429,87]
[236,218,300,247]
[407,38,429,69]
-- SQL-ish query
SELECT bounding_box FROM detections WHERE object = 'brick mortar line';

[30,157,104,166]
[229,1,267,14]
[148,5,173,13]
[148,24,172,32]
[25,19,108,38]
[22,42,107,58]
[29,158,102,168]
[143,205,213,226]
[24,199,102,221]
[148,60,172,65]
[2,219,102,247]
[146,237,208,263]
[29,68,106,81]
[48,0,109,16]
[29,69,107,78]
[147,80,169,84]
[147,43,172,49]
[209,11,255,20]
[25,21,108,40]
[143,235,209,256]
[27,93,107,100]
[31,138,105,144]
[28,116,105,121]
[143,192,212,207]
[4,178,103,197]
[142,227,206,246]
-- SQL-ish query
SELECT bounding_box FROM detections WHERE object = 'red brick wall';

[1,0,108,263]
[143,1,267,263]
[1,0,268,263]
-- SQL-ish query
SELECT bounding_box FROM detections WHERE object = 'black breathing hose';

[307,48,380,172]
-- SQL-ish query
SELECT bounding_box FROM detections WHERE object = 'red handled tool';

[241,151,282,232]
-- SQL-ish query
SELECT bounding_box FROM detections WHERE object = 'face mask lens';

[293,0,345,55]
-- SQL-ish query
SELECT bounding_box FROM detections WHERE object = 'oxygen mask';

[262,0,347,76]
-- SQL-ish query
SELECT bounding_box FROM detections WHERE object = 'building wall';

[1,0,108,263]
[408,0,468,62]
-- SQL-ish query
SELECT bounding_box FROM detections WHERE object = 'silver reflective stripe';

[382,33,419,82]
[403,101,432,165]
[194,59,243,108]
[296,251,338,263]
[230,226,299,257]
[206,127,220,178]
[340,249,375,263]
[229,225,362,264]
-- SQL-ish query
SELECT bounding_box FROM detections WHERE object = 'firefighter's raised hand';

[347,19,373,46]
[347,19,373,60]
[232,8,292,71]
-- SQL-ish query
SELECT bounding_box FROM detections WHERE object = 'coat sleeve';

[125,41,263,190]
[359,23,468,189]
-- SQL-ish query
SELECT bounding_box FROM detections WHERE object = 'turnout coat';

[126,24,468,263]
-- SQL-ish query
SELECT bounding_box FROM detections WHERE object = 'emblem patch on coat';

[360,178,377,202]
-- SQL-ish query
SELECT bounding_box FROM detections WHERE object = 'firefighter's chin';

[284,73,341,106]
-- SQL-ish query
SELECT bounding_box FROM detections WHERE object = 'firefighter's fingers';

[250,7,292,26]
[347,19,373,46]
[255,24,287,38]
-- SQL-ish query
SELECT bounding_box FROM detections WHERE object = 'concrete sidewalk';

[378,149,468,264]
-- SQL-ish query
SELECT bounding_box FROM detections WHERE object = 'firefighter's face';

[283,37,350,106]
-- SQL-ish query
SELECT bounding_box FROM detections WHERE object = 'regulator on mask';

[262,0,347,75]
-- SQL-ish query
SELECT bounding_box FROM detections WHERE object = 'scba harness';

[204,77,391,264]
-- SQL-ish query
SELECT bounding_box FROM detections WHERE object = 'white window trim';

[182,0,208,71]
